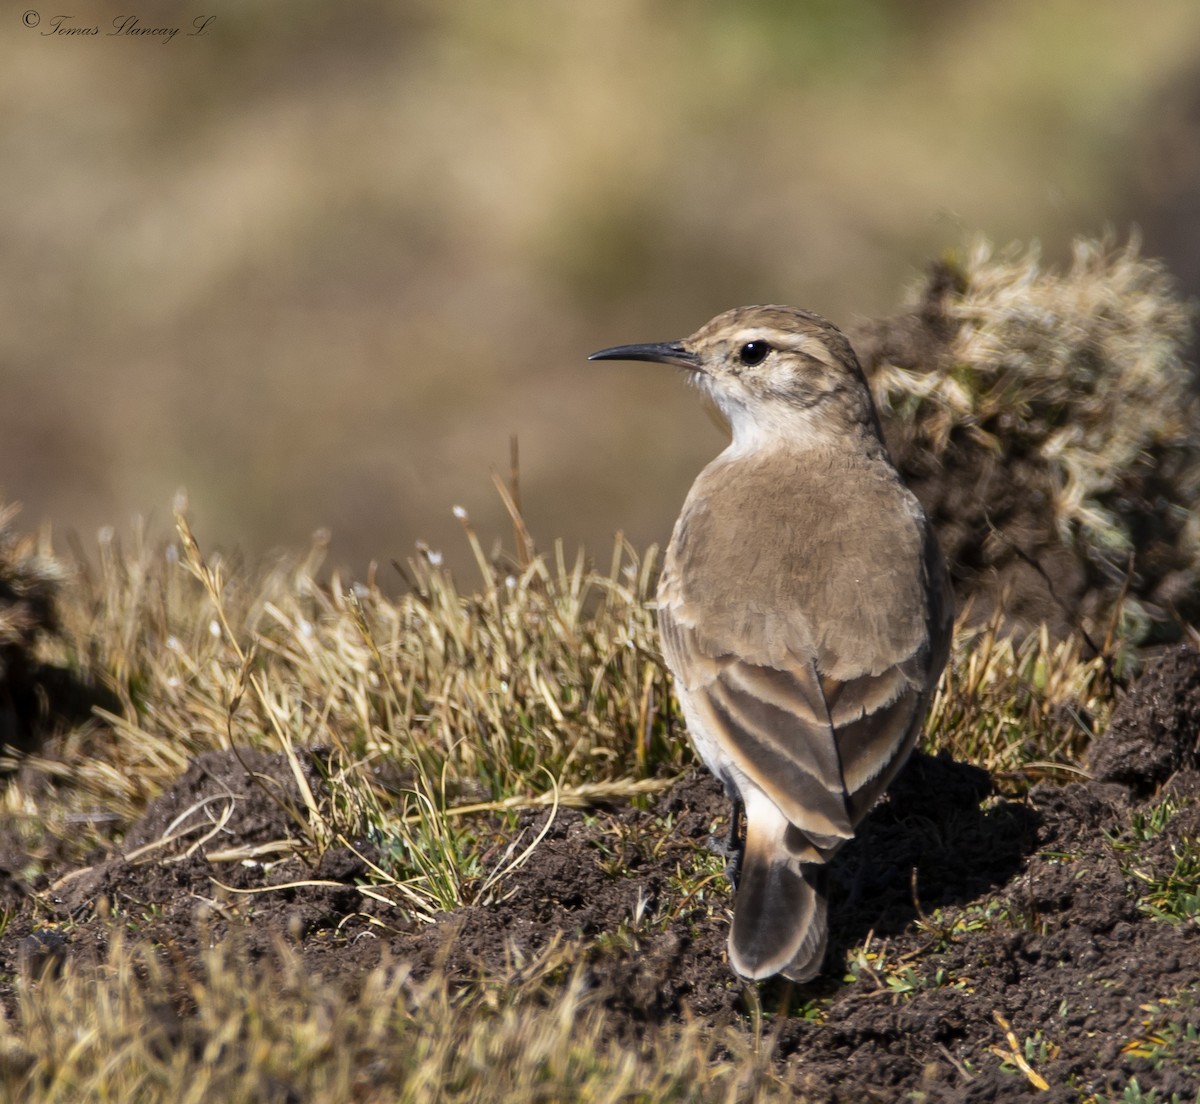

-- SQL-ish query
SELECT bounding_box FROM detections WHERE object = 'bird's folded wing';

[659,602,927,851]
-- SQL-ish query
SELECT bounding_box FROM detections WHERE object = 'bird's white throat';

[704,382,845,458]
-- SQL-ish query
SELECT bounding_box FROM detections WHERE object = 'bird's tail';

[727,815,828,983]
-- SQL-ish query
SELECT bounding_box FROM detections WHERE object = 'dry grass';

[0,937,780,1104]
[926,607,1117,786]
[13,501,680,908]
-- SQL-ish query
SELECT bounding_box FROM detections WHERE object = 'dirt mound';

[1088,644,1200,794]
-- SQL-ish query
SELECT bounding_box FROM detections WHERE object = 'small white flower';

[298,619,314,638]
[452,505,468,520]
[427,550,444,566]
[166,635,182,652]
[209,619,221,638]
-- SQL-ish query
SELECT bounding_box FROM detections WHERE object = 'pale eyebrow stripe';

[731,328,780,346]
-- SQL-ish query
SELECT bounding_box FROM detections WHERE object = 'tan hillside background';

[5,0,1200,576]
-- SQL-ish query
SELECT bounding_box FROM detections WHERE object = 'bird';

[589,305,952,982]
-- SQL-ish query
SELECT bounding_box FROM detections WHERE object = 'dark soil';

[5,652,1200,1100]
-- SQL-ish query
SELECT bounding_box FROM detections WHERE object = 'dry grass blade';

[989,1011,1051,1092]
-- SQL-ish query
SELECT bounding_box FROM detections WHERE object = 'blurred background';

[4,0,1200,580]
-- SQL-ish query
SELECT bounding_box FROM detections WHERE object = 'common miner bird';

[590,306,953,982]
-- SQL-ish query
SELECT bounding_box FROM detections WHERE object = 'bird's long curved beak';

[588,340,701,369]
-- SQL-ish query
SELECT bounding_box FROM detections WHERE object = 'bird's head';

[589,305,880,451]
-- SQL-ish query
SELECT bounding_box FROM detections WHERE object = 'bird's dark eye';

[738,341,770,367]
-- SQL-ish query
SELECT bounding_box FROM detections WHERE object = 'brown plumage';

[590,305,952,982]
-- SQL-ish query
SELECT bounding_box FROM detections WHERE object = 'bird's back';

[660,441,939,685]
